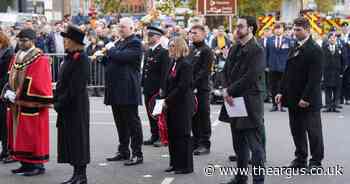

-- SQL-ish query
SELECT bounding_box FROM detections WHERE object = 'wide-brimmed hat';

[61,25,85,45]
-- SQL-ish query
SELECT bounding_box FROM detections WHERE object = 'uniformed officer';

[141,26,170,147]
[188,24,214,155]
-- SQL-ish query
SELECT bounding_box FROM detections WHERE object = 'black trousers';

[111,105,143,157]
[144,94,159,140]
[325,87,339,109]
[264,71,271,101]
[288,109,324,164]
[192,91,211,149]
[231,126,265,183]
[168,134,193,172]
[0,102,8,154]
[269,71,284,107]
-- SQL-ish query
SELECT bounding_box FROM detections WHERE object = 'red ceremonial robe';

[6,48,53,164]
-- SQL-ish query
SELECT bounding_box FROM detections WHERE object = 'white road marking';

[143,175,152,178]
[98,163,108,166]
[161,177,175,184]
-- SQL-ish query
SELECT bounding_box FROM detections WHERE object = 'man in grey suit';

[220,16,265,184]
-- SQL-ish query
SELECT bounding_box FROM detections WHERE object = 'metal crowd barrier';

[45,53,105,90]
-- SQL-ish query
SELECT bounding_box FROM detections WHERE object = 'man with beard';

[220,16,265,184]
[2,29,53,176]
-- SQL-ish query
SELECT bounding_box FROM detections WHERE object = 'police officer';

[142,26,170,147]
[188,24,214,155]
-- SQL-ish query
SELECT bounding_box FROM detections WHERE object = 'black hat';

[147,26,164,36]
[61,25,85,45]
[17,29,37,40]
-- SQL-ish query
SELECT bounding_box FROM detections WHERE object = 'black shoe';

[280,108,286,112]
[221,178,248,184]
[345,101,350,105]
[228,155,237,162]
[336,105,343,109]
[21,168,45,176]
[106,153,129,162]
[3,156,17,164]
[143,138,157,145]
[164,166,175,172]
[11,166,31,174]
[285,160,307,169]
[0,152,8,161]
[307,161,322,172]
[269,106,278,112]
[332,108,341,113]
[124,156,143,166]
[67,176,87,184]
[322,108,332,113]
[153,140,163,147]
[193,147,210,156]
[174,169,193,174]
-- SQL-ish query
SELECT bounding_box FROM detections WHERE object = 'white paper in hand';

[152,99,165,116]
[224,97,248,117]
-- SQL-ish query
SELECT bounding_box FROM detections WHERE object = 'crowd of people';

[0,11,349,184]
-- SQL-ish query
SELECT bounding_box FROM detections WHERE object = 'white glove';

[4,90,16,103]
[105,42,115,50]
[222,88,228,97]
[94,50,104,56]
[193,89,198,94]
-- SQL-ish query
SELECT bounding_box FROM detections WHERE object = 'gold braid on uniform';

[13,49,42,70]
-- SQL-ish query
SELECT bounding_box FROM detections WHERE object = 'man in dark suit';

[322,32,346,113]
[102,17,144,166]
[220,16,265,184]
[141,26,170,147]
[266,22,294,112]
[188,24,214,155]
[275,17,324,171]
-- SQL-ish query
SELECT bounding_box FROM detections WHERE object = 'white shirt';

[18,46,35,62]
[297,35,310,47]
[275,36,283,48]
[150,42,161,51]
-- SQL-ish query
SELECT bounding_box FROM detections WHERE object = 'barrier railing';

[46,53,105,90]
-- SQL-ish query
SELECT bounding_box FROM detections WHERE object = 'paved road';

[0,97,349,184]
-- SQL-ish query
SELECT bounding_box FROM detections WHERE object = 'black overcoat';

[54,51,90,165]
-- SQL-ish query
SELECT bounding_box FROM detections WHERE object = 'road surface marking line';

[161,177,174,184]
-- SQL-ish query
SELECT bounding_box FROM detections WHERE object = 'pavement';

[0,97,349,184]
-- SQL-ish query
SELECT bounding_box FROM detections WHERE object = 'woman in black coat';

[164,37,194,174]
[54,25,90,184]
[0,32,14,163]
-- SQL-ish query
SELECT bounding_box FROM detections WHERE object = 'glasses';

[236,24,247,29]
[18,38,30,42]
[293,28,303,32]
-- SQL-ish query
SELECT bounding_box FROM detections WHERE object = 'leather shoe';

[269,106,278,112]
[221,178,248,184]
[11,166,31,174]
[143,137,157,145]
[193,147,210,156]
[22,168,45,176]
[332,108,341,113]
[153,140,163,147]
[3,156,17,164]
[164,166,175,172]
[228,155,237,162]
[63,176,87,184]
[106,153,129,162]
[285,160,307,169]
[322,108,332,113]
[174,169,193,174]
[124,156,143,166]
